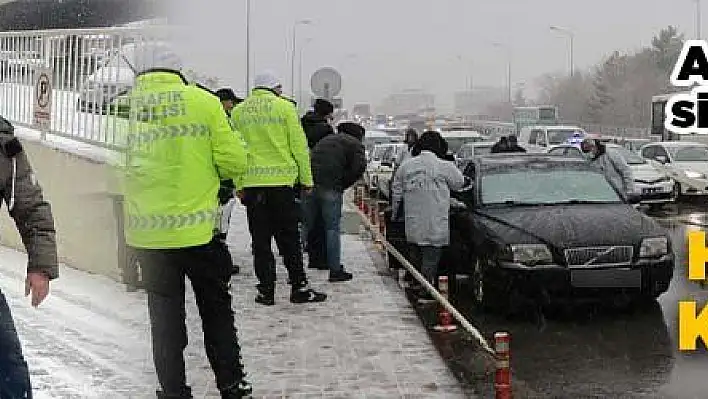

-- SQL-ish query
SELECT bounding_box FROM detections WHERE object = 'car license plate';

[642,188,658,194]
[570,269,641,288]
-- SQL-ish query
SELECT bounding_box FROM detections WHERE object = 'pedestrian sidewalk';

[226,202,467,398]
[0,204,468,398]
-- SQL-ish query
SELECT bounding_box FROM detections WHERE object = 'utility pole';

[245,0,251,93]
[697,0,702,39]
[550,26,575,78]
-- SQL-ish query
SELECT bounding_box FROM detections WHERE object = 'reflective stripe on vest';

[127,209,217,230]
[127,123,210,148]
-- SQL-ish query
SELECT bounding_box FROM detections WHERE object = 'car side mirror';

[626,193,642,205]
[655,155,668,164]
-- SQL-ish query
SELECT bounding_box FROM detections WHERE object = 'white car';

[519,125,587,153]
[77,42,170,113]
[640,141,708,196]
[375,143,408,199]
[548,144,675,206]
[455,141,496,170]
[364,143,406,193]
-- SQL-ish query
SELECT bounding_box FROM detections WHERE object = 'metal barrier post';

[494,332,512,399]
[369,198,378,226]
[433,276,457,332]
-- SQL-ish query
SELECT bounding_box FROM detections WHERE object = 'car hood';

[630,163,668,182]
[473,204,665,249]
[671,161,708,175]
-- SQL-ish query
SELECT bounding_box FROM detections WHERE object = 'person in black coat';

[299,99,335,269]
[301,98,335,149]
[490,136,509,153]
[304,122,366,282]
[505,135,527,153]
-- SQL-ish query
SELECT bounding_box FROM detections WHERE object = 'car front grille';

[564,246,633,268]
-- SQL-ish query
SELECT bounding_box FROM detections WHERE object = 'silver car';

[547,144,675,206]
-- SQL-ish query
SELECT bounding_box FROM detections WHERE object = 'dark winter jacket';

[0,117,58,279]
[504,144,526,153]
[310,132,366,192]
[301,111,334,149]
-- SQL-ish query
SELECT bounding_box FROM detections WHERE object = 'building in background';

[454,86,506,116]
[379,89,435,116]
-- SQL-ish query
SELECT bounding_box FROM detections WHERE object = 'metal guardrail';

[0,26,220,150]
[350,189,497,359]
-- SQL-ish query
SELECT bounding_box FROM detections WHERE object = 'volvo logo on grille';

[583,246,618,266]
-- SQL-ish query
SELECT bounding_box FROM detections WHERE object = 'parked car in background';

[518,125,587,153]
[547,144,675,208]
[445,154,673,311]
[620,138,652,153]
[438,130,489,154]
[374,143,408,199]
[640,141,708,197]
[364,143,406,194]
[455,141,496,170]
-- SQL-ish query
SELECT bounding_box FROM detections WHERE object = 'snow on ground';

[0,201,466,398]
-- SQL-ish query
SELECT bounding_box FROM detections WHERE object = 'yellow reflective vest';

[230,89,313,188]
[121,70,248,249]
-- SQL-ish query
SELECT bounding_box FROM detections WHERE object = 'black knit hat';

[337,122,365,140]
[412,130,446,158]
[313,98,334,117]
[215,88,242,104]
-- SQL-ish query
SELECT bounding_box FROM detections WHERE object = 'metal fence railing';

[0,26,220,151]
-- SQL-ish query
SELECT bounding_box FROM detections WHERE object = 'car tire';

[672,182,682,199]
[471,257,493,311]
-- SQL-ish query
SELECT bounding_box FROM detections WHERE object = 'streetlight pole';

[696,0,702,38]
[245,0,252,93]
[550,26,575,77]
[291,19,311,97]
[298,38,313,109]
[492,43,512,103]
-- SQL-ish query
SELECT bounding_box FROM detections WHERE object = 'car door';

[564,146,583,158]
[547,146,566,156]
[366,145,386,188]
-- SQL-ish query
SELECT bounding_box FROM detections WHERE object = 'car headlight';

[639,237,668,257]
[501,244,553,265]
[685,171,706,179]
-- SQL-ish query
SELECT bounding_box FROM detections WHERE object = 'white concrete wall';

[0,136,121,280]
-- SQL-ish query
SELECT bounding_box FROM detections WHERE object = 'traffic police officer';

[0,116,58,398]
[122,52,251,398]
[231,71,327,306]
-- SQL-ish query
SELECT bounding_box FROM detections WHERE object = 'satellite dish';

[310,67,342,98]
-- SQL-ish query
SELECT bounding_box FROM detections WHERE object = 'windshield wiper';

[555,199,618,205]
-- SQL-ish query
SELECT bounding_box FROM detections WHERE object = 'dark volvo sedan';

[447,154,675,310]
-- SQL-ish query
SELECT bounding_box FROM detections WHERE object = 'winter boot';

[290,281,327,304]
[329,268,353,283]
[220,379,253,398]
[255,286,275,306]
[156,386,193,398]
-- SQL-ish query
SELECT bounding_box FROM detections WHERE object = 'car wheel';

[472,257,490,310]
[672,182,682,199]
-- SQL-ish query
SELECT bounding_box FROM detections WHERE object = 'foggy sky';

[166,0,700,111]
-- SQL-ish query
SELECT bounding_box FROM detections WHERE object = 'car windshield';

[668,146,708,162]
[547,129,584,145]
[480,168,622,205]
[609,146,646,165]
[472,146,493,156]
[444,137,485,153]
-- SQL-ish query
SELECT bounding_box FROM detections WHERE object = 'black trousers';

[242,186,307,294]
[133,239,246,396]
[0,290,31,399]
